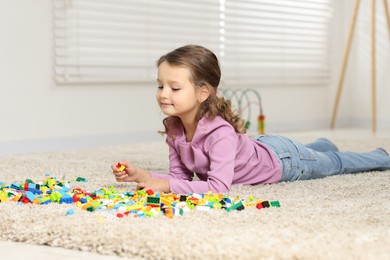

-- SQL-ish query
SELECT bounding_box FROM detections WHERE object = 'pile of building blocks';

[0,174,280,219]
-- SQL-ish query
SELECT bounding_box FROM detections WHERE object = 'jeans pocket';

[290,139,317,161]
[276,151,291,160]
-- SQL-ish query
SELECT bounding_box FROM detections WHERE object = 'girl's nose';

[159,86,169,98]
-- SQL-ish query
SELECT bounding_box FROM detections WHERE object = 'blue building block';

[60,193,73,204]
[25,191,36,202]
[66,209,75,215]
[11,183,21,190]
[79,198,87,204]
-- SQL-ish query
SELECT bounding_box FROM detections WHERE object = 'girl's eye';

[172,88,180,91]
[157,86,163,90]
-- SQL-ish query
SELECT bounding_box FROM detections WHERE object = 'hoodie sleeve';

[150,137,194,181]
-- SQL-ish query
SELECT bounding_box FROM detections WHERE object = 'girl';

[112,45,390,194]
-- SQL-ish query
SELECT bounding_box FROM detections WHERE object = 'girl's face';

[156,61,204,122]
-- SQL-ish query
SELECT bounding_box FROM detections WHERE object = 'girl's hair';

[157,45,246,137]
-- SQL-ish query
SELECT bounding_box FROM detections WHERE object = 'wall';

[0,1,165,155]
[328,0,390,130]
[0,0,388,155]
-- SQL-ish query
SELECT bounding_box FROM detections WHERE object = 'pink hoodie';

[150,116,282,194]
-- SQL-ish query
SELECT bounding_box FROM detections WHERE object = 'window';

[53,0,220,84]
[53,0,333,87]
[222,0,333,87]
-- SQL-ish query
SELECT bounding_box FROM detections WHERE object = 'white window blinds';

[53,0,333,87]
[222,0,333,87]
[53,0,220,84]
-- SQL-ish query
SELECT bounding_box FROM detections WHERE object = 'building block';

[261,201,270,208]
[1,174,281,219]
[226,200,245,212]
[66,209,74,215]
[256,202,264,209]
[76,177,87,182]
[60,193,73,204]
[146,196,160,207]
[146,189,154,195]
[25,191,36,202]
[116,162,126,172]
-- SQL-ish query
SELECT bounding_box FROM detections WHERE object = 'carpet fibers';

[0,135,389,259]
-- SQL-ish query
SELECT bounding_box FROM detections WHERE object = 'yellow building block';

[0,193,8,203]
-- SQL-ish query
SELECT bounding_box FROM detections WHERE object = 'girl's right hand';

[111,160,139,183]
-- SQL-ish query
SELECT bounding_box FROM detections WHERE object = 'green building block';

[226,201,245,212]
[146,196,161,207]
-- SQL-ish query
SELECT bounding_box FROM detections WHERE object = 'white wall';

[0,0,165,154]
[328,0,390,129]
[0,0,389,155]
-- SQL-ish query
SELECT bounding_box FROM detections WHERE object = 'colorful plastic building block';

[256,200,281,210]
[66,209,74,215]
[226,200,245,212]
[25,191,37,203]
[0,174,280,219]
[116,162,126,172]
[76,177,87,182]
[60,193,73,204]
[262,201,270,208]
[146,196,160,207]
[145,189,154,195]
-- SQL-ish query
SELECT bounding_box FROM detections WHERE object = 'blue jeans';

[255,135,390,182]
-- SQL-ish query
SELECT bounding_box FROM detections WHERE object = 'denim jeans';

[255,135,390,182]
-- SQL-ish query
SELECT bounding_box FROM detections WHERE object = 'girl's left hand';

[137,178,170,193]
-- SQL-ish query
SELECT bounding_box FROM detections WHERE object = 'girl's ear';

[198,85,211,103]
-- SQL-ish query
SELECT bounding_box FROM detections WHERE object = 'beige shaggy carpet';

[0,133,389,259]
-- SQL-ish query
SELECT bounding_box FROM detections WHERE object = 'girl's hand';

[111,160,140,183]
[137,178,170,193]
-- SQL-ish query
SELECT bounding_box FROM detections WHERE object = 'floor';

[1,128,389,259]
[0,240,125,260]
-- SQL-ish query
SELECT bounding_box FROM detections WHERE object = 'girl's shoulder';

[195,116,237,143]
[167,116,237,146]
[198,115,234,132]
